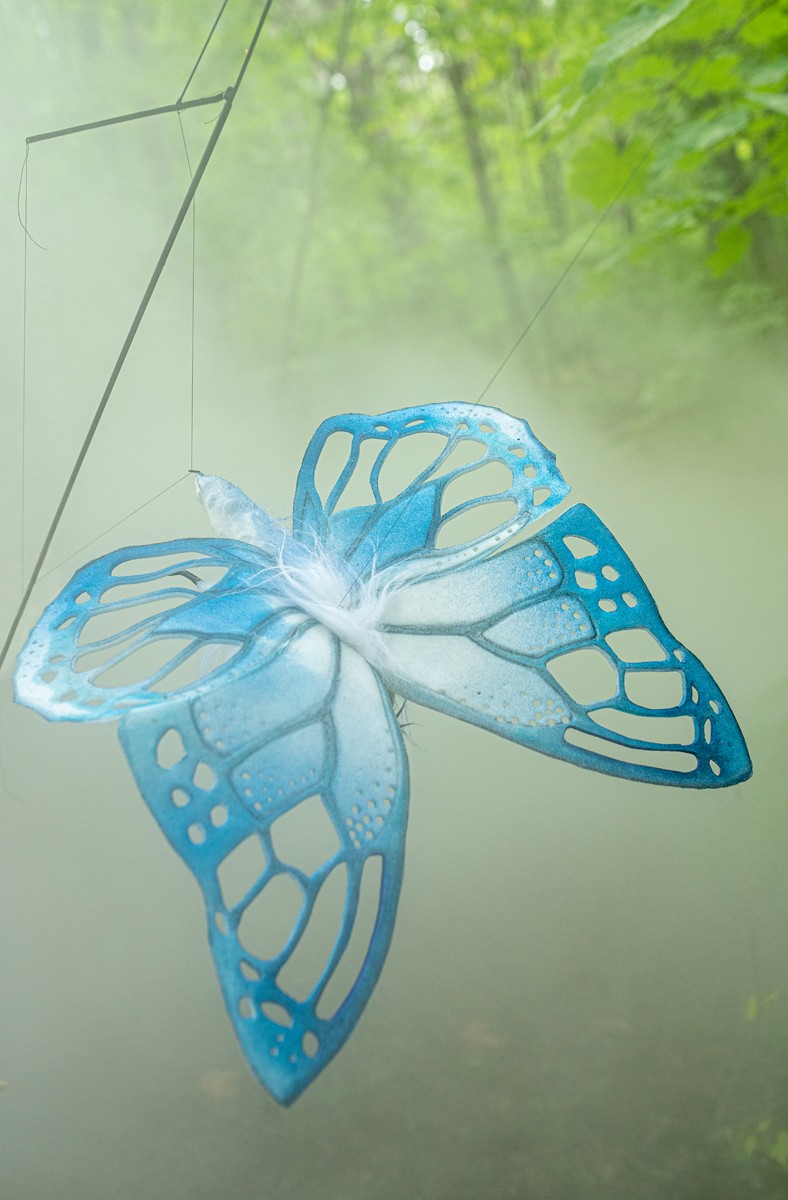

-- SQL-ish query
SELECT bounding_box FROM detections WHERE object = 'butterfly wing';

[13,537,285,721]
[292,402,570,575]
[15,539,409,1104]
[119,622,408,1104]
[379,503,751,788]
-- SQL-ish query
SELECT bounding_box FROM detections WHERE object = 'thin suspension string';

[16,146,47,588]
[39,473,192,583]
[0,0,276,676]
[3,154,34,807]
[476,0,775,403]
[177,111,198,470]
[349,4,773,594]
[477,200,630,403]
[6,0,767,642]
[178,0,231,105]
[16,146,45,248]
[20,149,28,588]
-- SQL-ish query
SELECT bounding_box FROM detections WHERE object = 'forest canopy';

[17,0,788,430]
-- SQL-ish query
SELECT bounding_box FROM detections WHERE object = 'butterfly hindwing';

[380,503,751,788]
[118,622,409,1104]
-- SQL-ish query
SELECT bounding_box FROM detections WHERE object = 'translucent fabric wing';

[14,539,408,1104]
[13,538,284,721]
[379,503,750,787]
[293,403,570,575]
[119,624,408,1105]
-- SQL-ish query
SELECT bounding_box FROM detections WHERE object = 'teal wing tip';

[717,708,753,787]
[252,1060,316,1107]
[702,726,752,788]
[730,746,754,787]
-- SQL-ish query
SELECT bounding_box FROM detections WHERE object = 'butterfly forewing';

[293,403,570,576]
[14,538,286,721]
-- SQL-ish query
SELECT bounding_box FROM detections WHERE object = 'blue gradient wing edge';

[13,538,283,721]
[118,626,409,1104]
[292,403,570,573]
[380,503,751,788]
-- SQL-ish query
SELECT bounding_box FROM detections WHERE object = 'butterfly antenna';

[169,569,205,588]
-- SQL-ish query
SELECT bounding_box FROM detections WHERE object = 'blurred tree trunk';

[445,58,525,325]
[721,147,788,308]
[345,50,424,252]
[278,0,357,387]
[511,44,569,238]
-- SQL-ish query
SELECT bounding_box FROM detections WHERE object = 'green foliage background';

[40,0,788,435]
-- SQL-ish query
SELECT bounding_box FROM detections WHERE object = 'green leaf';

[745,993,759,1021]
[741,7,788,47]
[672,0,749,39]
[618,52,675,83]
[747,57,788,89]
[583,0,697,90]
[665,106,750,159]
[681,52,742,98]
[746,90,788,118]
[568,135,652,207]
[707,225,751,275]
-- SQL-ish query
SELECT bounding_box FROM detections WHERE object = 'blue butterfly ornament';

[14,403,751,1103]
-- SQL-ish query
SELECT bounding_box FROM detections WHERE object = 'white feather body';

[196,474,404,673]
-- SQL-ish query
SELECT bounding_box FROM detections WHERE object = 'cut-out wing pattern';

[119,625,407,1105]
[380,504,749,787]
[14,401,751,1103]
[14,538,284,721]
[293,403,570,575]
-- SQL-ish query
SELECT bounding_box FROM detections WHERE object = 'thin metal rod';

[27,91,228,144]
[0,87,234,672]
[178,0,231,105]
[1,0,277,674]
[233,0,276,93]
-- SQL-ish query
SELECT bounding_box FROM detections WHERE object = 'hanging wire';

[177,111,198,470]
[178,0,232,105]
[0,0,276,676]
[476,0,773,402]
[16,147,45,248]
[39,473,192,583]
[348,8,771,583]
[20,150,28,589]
[477,198,636,403]
[3,0,765,681]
